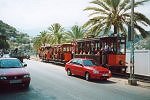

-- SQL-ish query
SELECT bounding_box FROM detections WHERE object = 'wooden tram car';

[38,36,127,74]
[52,43,73,63]
[74,36,127,74]
[38,46,51,61]
[39,43,73,63]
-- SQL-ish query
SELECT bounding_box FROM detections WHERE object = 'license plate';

[102,74,108,76]
[10,80,22,84]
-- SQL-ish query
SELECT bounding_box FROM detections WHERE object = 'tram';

[38,35,127,74]
[38,46,51,61]
[74,36,127,74]
[39,43,74,63]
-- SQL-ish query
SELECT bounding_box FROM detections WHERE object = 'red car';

[0,58,31,88]
[65,58,111,81]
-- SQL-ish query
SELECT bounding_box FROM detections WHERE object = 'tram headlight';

[122,68,125,72]
[119,60,124,65]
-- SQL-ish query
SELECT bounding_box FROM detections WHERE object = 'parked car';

[65,58,112,81]
[0,58,31,88]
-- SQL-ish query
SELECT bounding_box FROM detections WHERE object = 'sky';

[0,0,150,37]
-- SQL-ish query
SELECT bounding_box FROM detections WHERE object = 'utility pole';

[128,0,137,85]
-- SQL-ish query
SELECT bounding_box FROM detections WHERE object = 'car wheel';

[67,69,72,76]
[85,72,90,81]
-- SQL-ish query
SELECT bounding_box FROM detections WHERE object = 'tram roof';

[76,36,125,43]
[52,43,73,47]
[40,45,51,48]
[61,43,73,46]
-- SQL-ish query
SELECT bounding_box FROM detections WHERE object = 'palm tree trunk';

[114,24,118,36]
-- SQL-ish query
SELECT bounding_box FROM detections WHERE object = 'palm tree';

[65,25,85,42]
[39,31,49,46]
[33,36,42,52]
[33,30,50,51]
[84,0,150,38]
[48,23,65,44]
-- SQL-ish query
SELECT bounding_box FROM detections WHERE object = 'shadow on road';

[72,75,116,84]
[90,80,116,84]
[0,86,30,94]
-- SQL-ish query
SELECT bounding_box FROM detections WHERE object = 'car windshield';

[83,60,97,67]
[0,59,23,68]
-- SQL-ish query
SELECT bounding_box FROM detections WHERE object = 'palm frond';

[124,0,150,12]
[119,0,130,13]
[119,23,127,35]
[103,18,111,35]
[134,12,150,25]
[111,0,121,10]
[84,0,150,38]
[134,24,149,38]
[90,0,111,11]
[84,7,103,12]
[89,23,103,36]
[134,0,150,6]
[88,11,108,17]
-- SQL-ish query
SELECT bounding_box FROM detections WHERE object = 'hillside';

[0,20,17,38]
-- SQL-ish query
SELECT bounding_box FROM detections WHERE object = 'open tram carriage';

[52,43,73,63]
[39,43,73,64]
[74,36,127,74]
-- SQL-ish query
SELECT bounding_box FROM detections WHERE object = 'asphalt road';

[0,59,150,100]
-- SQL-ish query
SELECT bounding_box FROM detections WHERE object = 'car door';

[70,59,78,75]
[75,59,85,76]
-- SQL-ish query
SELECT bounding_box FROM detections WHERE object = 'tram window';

[87,43,89,47]
[63,48,67,52]
[120,43,125,54]
[67,47,70,52]
[69,47,71,52]
[95,42,100,50]
[113,43,117,53]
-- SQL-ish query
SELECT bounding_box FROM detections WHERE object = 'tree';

[33,31,48,50]
[48,23,65,44]
[84,0,150,38]
[0,40,9,49]
[39,31,49,46]
[33,36,41,52]
[33,30,54,51]
[0,20,17,38]
[135,35,150,49]
[15,33,30,44]
[65,25,85,42]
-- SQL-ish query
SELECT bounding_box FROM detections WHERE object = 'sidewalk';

[110,77,150,89]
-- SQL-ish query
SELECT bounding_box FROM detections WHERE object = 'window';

[70,59,78,64]
[70,59,83,66]
[83,60,96,66]
[0,59,23,68]
[76,59,83,65]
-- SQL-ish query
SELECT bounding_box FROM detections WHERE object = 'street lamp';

[128,0,137,85]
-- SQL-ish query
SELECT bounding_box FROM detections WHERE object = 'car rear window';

[0,59,23,68]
